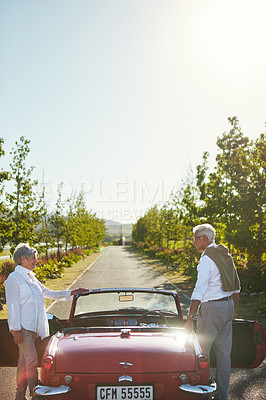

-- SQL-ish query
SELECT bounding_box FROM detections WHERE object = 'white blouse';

[4,265,71,339]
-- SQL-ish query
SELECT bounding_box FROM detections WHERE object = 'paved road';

[48,245,190,319]
[0,246,265,399]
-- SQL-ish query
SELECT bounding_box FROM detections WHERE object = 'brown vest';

[204,244,241,292]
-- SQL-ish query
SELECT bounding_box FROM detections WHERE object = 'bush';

[0,261,15,305]
[176,242,199,280]
[35,258,65,281]
[0,260,15,280]
[237,263,266,294]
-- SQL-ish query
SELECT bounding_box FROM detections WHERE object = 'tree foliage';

[133,117,265,290]
[0,138,10,250]
[65,191,106,249]
[5,136,42,250]
[0,137,106,254]
[49,182,66,258]
[196,118,265,267]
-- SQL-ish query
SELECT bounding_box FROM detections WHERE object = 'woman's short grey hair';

[13,243,38,266]
[193,223,216,242]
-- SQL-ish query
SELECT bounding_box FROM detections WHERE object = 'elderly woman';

[4,243,88,400]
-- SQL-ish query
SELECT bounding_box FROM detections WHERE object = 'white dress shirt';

[4,265,71,339]
[191,243,240,302]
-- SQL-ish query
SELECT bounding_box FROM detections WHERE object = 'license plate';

[96,385,153,400]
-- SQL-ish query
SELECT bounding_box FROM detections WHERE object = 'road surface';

[0,246,265,399]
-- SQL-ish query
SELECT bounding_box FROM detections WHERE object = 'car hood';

[54,329,196,373]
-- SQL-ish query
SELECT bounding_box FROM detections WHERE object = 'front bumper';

[34,384,71,396]
[179,380,217,396]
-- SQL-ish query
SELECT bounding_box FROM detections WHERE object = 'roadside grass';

[130,247,266,331]
[0,251,101,320]
[235,294,266,330]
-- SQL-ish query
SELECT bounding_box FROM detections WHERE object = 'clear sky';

[1,0,265,223]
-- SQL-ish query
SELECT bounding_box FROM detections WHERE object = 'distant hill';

[105,220,122,227]
[104,220,133,241]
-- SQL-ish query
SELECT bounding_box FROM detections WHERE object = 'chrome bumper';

[179,380,217,396]
[34,384,71,396]
[34,381,216,397]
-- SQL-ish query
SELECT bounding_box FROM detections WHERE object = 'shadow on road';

[229,360,266,399]
[121,246,190,313]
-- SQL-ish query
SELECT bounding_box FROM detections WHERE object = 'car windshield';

[74,290,178,316]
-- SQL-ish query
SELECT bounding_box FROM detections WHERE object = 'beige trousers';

[197,299,234,400]
[16,329,38,400]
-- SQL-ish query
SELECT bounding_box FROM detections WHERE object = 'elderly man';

[4,243,88,400]
[185,224,240,400]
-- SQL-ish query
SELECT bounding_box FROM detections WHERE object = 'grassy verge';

[0,251,101,320]
[131,247,266,331]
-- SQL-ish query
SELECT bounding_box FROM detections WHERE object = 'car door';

[210,319,266,368]
[0,318,18,367]
[0,314,66,367]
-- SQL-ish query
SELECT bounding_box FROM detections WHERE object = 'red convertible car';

[0,287,265,400]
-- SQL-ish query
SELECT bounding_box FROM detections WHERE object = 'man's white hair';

[193,223,216,242]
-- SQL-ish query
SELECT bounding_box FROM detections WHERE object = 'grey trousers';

[16,329,38,400]
[197,299,234,400]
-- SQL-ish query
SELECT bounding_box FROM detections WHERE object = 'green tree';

[132,117,265,292]
[66,191,91,248]
[132,206,160,247]
[85,212,105,248]
[144,206,161,248]
[132,216,148,243]
[216,117,250,247]
[239,133,265,267]
[162,200,185,250]
[159,205,173,248]
[65,194,77,250]
[49,182,66,258]
[171,166,201,247]
[0,138,10,250]
[196,117,265,267]
[65,191,106,249]
[36,188,51,256]
[73,192,92,248]
[5,136,41,250]
[93,216,106,245]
